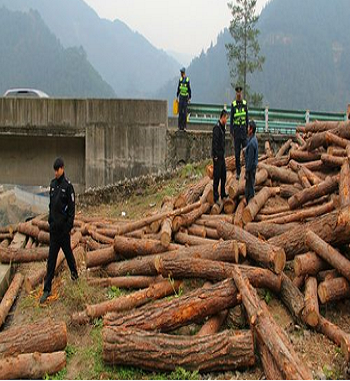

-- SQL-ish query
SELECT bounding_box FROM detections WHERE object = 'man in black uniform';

[176,67,191,131]
[230,85,249,180]
[212,109,229,204]
[40,157,78,304]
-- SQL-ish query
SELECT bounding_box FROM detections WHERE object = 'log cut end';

[303,309,319,328]
[317,283,328,305]
[274,248,286,274]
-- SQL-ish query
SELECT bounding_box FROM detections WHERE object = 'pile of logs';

[1,119,350,378]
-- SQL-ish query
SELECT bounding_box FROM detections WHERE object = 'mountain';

[159,0,350,113]
[0,0,181,98]
[0,7,115,98]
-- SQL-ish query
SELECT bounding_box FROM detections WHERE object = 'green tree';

[226,0,265,105]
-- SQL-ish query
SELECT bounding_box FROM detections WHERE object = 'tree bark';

[289,150,322,162]
[174,177,210,208]
[172,203,211,232]
[233,198,247,228]
[229,169,268,200]
[206,156,237,179]
[318,277,350,304]
[85,246,115,268]
[197,310,228,336]
[217,222,286,274]
[288,176,338,210]
[302,276,319,327]
[159,197,174,248]
[321,153,346,167]
[102,327,254,372]
[265,141,274,158]
[17,222,40,239]
[174,231,218,246]
[0,247,49,264]
[0,273,23,328]
[295,132,306,147]
[275,139,292,158]
[280,184,303,198]
[242,187,280,224]
[187,224,206,238]
[259,163,300,184]
[339,160,350,207]
[294,252,330,277]
[256,338,284,380]
[229,266,312,380]
[0,352,66,380]
[268,206,350,260]
[87,275,160,289]
[305,230,350,282]
[325,130,350,148]
[155,256,282,293]
[0,320,67,356]
[72,279,181,324]
[317,269,340,283]
[245,222,301,239]
[306,121,350,151]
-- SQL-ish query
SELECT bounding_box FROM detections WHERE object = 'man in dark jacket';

[212,109,229,204]
[230,85,249,179]
[176,67,191,131]
[40,157,78,304]
[245,120,259,203]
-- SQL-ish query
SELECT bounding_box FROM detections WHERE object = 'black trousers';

[44,230,78,293]
[178,98,188,130]
[245,168,257,204]
[233,133,247,176]
[213,158,227,203]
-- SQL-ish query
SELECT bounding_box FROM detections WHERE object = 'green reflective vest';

[232,99,247,126]
[179,77,190,97]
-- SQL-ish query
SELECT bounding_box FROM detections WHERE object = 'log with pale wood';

[294,251,330,277]
[217,222,286,274]
[233,198,246,227]
[318,277,350,304]
[0,352,66,380]
[197,310,228,336]
[0,273,23,328]
[72,279,181,324]
[102,327,255,372]
[206,156,237,179]
[245,222,301,239]
[0,247,49,263]
[259,163,299,184]
[174,231,218,246]
[229,169,268,200]
[317,269,340,283]
[306,121,350,151]
[327,146,346,157]
[339,159,350,207]
[174,176,210,208]
[159,197,174,247]
[172,202,211,231]
[302,276,319,327]
[85,246,115,268]
[104,279,240,332]
[0,320,67,356]
[321,153,346,167]
[275,138,292,158]
[289,149,322,162]
[229,266,312,380]
[242,187,280,224]
[265,141,274,158]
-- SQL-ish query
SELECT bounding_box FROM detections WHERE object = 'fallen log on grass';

[87,275,161,289]
[0,273,23,328]
[318,277,350,304]
[302,276,319,327]
[294,252,330,277]
[0,247,49,264]
[102,327,254,372]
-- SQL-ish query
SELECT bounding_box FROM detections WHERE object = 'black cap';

[180,67,186,73]
[220,109,228,118]
[53,157,64,170]
[249,120,257,133]
[235,85,243,92]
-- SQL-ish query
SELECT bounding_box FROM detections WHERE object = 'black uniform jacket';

[48,173,75,234]
[212,120,226,160]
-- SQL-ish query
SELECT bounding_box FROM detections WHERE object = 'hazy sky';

[83,0,270,58]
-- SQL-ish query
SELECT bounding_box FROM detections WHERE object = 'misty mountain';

[0,0,181,98]
[0,7,115,98]
[159,0,350,113]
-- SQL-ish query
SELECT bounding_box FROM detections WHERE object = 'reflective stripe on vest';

[179,77,189,97]
[232,99,247,125]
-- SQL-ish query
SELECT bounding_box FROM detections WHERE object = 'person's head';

[248,120,257,137]
[53,157,64,179]
[235,85,243,101]
[180,67,186,78]
[220,109,228,125]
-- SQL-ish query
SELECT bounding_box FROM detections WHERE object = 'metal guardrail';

[187,103,348,135]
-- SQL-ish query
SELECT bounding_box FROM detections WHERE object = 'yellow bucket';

[173,99,179,115]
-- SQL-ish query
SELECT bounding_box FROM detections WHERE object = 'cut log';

[223,198,237,214]
[295,132,306,147]
[305,230,350,282]
[104,278,240,332]
[0,273,23,328]
[206,156,237,179]
[303,121,343,134]
[298,167,311,188]
[268,206,350,259]
[0,320,67,356]
[265,141,274,158]
[87,276,160,289]
[294,252,330,277]
[347,144,350,160]
[327,147,346,157]
[174,176,210,208]
[85,246,115,268]
[257,338,284,381]
[293,275,305,289]
[159,197,174,247]
[259,163,299,184]
[174,231,218,246]
[217,222,286,274]
[24,231,82,292]
[245,222,301,239]
[31,219,50,231]
[17,222,40,239]
[288,176,338,210]
[280,184,303,198]
[105,240,241,277]
[229,266,312,380]
[302,276,319,327]
[155,256,282,293]
[210,200,223,215]
[102,327,255,372]
[234,198,247,227]
[229,169,268,200]
[318,277,350,304]
[325,130,350,148]
[172,203,211,232]
[197,310,228,336]
[339,159,350,207]
[306,121,350,151]
[317,269,340,283]
[72,279,181,324]
[242,187,280,224]
[275,138,292,158]
[289,160,322,185]
[316,315,350,362]
[289,150,322,162]
[265,156,290,167]
[89,229,114,244]
[0,247,49,264]
[321,153,346,167]
[0,352,66,380]
[301,159,325,172]
[187,224,206,238]
[279,272,305,326]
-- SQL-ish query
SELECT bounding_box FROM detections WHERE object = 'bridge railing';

[187,103,347,135]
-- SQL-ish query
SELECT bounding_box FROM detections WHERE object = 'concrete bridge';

[0,98,289,193]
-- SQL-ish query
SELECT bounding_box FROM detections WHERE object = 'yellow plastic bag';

[173,98,179,115]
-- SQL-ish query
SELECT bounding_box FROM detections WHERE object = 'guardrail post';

[305,110,310,124]
[265,107,269,133]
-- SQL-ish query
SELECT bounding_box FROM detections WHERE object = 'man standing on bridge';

[245,120,258,203]
[40,157,78,304]
[230,85,249,179]
[212,109,229,205]
[176,67,191,131]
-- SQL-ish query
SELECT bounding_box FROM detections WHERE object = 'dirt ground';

[4,164,350,380]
